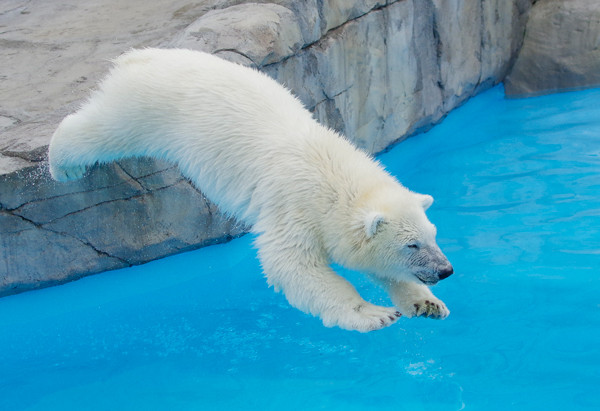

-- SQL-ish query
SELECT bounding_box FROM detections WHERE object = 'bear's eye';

[407,243,419,250]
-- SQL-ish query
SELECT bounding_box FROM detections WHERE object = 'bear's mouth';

[415,272,439,286]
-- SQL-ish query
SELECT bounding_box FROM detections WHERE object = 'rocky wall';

[505,0,600,97]
[0,0,532,296]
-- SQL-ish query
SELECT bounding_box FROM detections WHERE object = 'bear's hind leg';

[48,108,134,182]
[48,113,96,182]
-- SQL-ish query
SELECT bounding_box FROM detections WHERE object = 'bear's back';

[102,49,328,221]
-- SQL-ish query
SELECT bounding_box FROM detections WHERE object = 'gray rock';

[1,0,248,296]
[0,0,236,175]
[263,0,531,153]
[43,177,246,265]
[0,160,246,296]
[0,0,533,296]
[318,0,386,33]
[481,0,533,87]
[0,210,128,297]
[432,0,482,110]
[170,3,304,66]
[505,0,600,97]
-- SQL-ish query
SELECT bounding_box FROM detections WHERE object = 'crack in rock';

[3,208,131,265]
[212,48,258,68]
[114,163,148,192]
[32,181,182,226]
[45,225,133,266]
[0,113,21,129]
[4,174,138,212]
[310,85,353,112]
[262,0,400,68]
[0,146,47,162]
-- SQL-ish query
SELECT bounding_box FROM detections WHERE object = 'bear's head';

[338,189,453,285]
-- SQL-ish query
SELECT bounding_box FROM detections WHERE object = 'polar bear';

[49,48,453,332]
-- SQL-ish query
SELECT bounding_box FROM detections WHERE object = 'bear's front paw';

[405,298,449,320]
[325,303,401,332]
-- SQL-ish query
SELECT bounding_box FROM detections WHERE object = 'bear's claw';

[413,299,449,319]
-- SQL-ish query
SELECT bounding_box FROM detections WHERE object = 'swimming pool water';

[1,86,599,410]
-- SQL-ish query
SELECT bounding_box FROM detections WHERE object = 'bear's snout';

[438,265,454,280]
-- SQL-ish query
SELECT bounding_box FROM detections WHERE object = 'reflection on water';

[1,86,599,410]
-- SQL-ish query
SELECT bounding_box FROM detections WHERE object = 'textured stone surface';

[505,0,600,97]
[263,0,532,153]
[0,158,246,295]
[0,0,229,174]
[1,0,533,296]
[0,210,127,297]
[170,3,304,66]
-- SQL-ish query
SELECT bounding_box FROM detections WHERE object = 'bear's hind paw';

[50,163,87,182]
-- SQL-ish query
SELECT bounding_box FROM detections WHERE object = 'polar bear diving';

[48,48,453,332]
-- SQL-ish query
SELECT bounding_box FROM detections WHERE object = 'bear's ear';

[415,194,434,210]
[364,211,385,238]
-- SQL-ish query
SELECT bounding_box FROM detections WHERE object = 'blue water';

[2,86,599,410]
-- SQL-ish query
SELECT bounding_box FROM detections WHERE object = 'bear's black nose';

[438,265,454,280]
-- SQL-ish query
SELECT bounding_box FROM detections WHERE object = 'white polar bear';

[49,48,453,332]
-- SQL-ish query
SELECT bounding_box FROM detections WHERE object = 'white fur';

[49,48,452,332]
